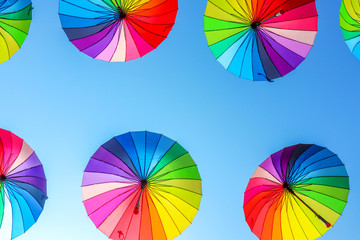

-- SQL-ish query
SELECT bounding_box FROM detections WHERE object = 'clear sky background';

[0,0,359,239]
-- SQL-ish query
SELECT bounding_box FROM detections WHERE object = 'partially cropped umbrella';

[0,0,32,64]
[82,131,202,240]
[59,0,178,62]
[0,129,47,240]
[340,0,360,61]
[204,0,318,81]
[244,144,349,240]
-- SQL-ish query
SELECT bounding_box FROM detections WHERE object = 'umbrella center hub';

[118,7,126,20]
[141,179,147,189]
[0,175,6,181]
[251,22,260,29]
[283,182,293,193]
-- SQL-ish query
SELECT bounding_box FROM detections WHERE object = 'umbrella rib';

[7,165,43,178]
[89,156,140,181]
[130,0,175,15]
[223,29,251,70]
[270,155,285,183]
[5,180,46,207]
[145,189,168,238]
[61,0,114,15]
[108,20,123,61]
[244,188,281,218]
[126,15,170,38]
[293,187,348,204]
[295,164,345,183]
[256,166,283,183]
[259,27,312,47]
[225,0,252,22]
[5,151,36,176]
[150,180,202,195]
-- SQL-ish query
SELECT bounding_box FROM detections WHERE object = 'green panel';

[0,185,4,226]
[103,0,117,10]
[152,179,202,195]
[295,188,347,215]
[294,184,349,202]
[0,5,32,20]
[154,166,201,182]
[149,153,196,181]
[340,13,360,32]
[204,16,248,31]
[0,19,31,34]
[294,176,349,189]
[148,142,188,178]
[205,27,250,46]
[151,184,202,209]
[342,29,360,40]
[0,22,27,46]
[209,30,248,58]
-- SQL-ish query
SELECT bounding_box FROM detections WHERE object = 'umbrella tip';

[134,208,139,215]
[325,222,331,228]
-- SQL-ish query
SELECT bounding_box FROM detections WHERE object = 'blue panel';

[59,15,110,29]
[300,165,348,180]
[59,0,110,19]
[251,32,267,81]
[130,131,146,179]
[296,156,343,178]
[353,42,360,61]
[6,186,25,238]
[9,181,46,208]
[144,132,161,178]
[218,30,250,70]
[228,32,252,77]
[289,145,324,179]
[0,0,30,13]
[240,31,255,80]
[115,133,142,178]
[147,135,175,176]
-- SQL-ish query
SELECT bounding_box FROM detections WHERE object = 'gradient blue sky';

[1,0,359,239]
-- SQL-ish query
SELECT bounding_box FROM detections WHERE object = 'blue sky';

[1,0,359,239]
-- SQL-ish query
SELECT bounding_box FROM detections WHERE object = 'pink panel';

[126,21,154,57]
[124,20,141,61]
[262,17,318,31]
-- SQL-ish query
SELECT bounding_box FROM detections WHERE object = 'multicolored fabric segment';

[243,144,349,240]
[59,0,178,62]
[340,0,360,61]
[204,0,318,81]
[0,0,32,64]
[82,131,202,240]
[0,129,47,240]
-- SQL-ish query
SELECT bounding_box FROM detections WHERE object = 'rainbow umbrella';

[243,144,349,240]
[340,0,360,61]
[204,0,318,81]
[0,129,47,240]
[59,0,178,62]
[0,0,32,64]
[82,131,202,240]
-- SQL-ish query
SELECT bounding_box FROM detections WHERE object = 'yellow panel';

[296,192,341,225]
[0,27,19,60]
[292,196,328,237]
[205,1,247,23]
[0,35,9,64]
[149,191,180,240]
[228,0,252,21]
[152,179,202,195]
[344,0,360,22]
[289,196,321,240]
[281,193,295,240]
[151,187,199,224]
[286,194,307,240]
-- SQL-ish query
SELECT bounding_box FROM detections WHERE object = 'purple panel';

[270,149,284,181]
[8,177,46,194]
[81,21,120,58]
[85,158,138,181]
[259,157,282,182]
[7,152,42,176]
[258,32,294,76]
[82,172,136,186]
[71,21,119,51]
[261,32,305,68]
[280,145,298,182]
[91,147,138,180]
[8,165,45,180]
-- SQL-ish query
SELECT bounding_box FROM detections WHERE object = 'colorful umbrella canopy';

[204,0,318,81]
[0,129,47,240]
[0,0,32,64]
[340,0,360,61]
[59,0,178,62]
[82,131,202,240]
[243,144,349,240]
